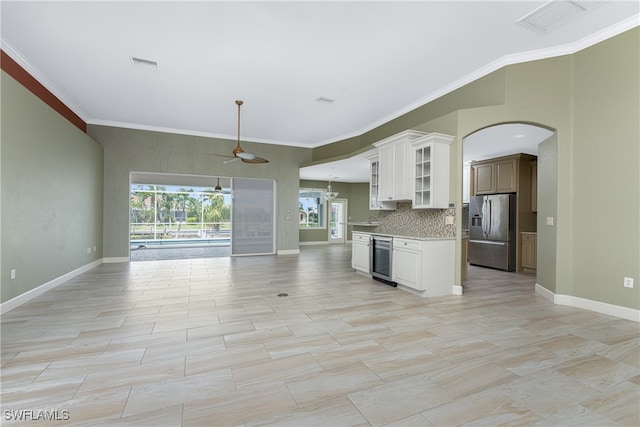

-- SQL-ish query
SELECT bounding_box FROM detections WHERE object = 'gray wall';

[1,72,104,304]
[87,125,311,259]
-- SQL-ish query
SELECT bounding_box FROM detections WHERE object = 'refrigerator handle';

[487,199,492,235]
[483,199,488,236]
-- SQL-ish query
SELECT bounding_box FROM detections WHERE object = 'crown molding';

[3,16,638,148]
[1,40,89,125]
[312,16,640,148]
[86,119,306,148]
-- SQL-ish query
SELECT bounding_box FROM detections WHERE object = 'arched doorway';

[462,123,557,291]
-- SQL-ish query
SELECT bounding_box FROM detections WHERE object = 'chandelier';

[325,175,339,200]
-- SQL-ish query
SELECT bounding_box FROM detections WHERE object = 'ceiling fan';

[212,177,231,194]
[209,100,269,164]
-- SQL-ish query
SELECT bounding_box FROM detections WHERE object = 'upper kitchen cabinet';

[367,153,381,210]
[366,152,392,210]
[462,164,470,204]
[470,154,535,196]
[374,130,428,205]
[411,133,453,209]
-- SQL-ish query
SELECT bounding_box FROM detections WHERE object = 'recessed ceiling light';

[130,56,159,70]
[316,96,335,103]
[514,134,525,138]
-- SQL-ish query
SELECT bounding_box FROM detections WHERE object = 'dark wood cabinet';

[470,153,537,272]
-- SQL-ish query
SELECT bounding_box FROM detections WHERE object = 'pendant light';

[325,175,339,200]
[214,177,223,193]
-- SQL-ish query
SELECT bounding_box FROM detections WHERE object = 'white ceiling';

[2,1,638,182]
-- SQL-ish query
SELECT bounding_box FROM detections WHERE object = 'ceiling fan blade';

[206,153,235,159]
[241,157,269,164]
[223,157,241,164]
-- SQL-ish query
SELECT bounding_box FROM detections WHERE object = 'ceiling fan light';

[236,152,256,160]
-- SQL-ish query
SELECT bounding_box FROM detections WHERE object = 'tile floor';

[1,245,638,426]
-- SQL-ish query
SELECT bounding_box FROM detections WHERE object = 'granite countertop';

[347,222,380,227]
[351,231,455,241]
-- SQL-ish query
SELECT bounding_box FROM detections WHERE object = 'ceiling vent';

[316,96,336,103]
[130,56,159,70]
[517,0,604,33]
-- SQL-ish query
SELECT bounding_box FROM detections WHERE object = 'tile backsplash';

[377,202,456,238]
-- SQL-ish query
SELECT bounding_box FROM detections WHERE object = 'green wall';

[87,125,311,259]
[570,29,639,305]
[537,135,558,293]
[1,72,104,304]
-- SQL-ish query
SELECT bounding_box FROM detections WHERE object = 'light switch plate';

[546,217,554,226]
[624,277,634,288]
[445,215,454,225]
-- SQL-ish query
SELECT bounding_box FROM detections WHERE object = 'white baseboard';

[103,257,129,263]
[452,285,463,296]
[534,283,556,303]
[535,283,639,322]
[299,241,329,246]
[277,249,301,255]
[1,259,103,315]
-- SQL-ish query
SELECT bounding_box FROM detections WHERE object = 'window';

[299,188,327,229]
[130,184,231,242]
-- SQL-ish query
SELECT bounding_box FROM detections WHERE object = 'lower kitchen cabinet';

[521,232,537,271]
[392,239,422,289]
[392,238,455,297]
[351,232,371,273]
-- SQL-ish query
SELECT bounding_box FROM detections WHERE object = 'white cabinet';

[366,154,395,211]
[367,154,382,210]
[374,130,428,205]
[377,144,393,201]
[411,133,453,209]
[352,232,371,273]
[392,238,422,289]
[392,238,455,296]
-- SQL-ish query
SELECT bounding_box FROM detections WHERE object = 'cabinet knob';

[404,242,407,246]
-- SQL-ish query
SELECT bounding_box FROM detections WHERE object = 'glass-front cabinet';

[414,144,433,207]
[367,153,381,210]
[411,133,453,209]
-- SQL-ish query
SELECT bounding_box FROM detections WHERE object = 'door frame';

[328,198,348,244]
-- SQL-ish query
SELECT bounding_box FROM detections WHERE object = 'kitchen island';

[352,231,455,297]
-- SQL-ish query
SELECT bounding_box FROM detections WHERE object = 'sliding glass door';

[231,178,275,255]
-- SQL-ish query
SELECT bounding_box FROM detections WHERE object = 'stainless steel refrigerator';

[468,194,516,271]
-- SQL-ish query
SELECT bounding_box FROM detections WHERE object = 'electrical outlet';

[546,217,554,226]
[623,277,634,288]
[87,247,91,254]
[10,269,16,280]
[445,215,454,225]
